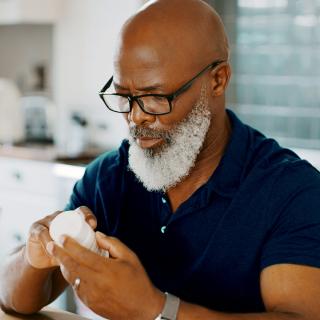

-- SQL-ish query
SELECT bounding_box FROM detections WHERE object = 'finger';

[29,211,61,237]
[58,236,102,271]
[31,224,59,265]
[96,232,135,261]
[75,206,97,230]
[46,241,92,285]
[31,224,53,249]
[40,211,62,228]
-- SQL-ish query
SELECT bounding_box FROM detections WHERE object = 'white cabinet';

[0,0,62,24]
[0,156,84,311]
[0,157,58,259]
[0,157,85,259]
[0,191,57,256]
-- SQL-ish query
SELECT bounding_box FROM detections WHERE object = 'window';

[214,0,320,149]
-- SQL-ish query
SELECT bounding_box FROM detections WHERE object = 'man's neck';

[166,111,232,213]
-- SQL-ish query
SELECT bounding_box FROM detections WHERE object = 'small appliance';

[21,95,56,143]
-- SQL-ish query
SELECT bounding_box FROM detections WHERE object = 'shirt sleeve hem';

[260,256,320,271]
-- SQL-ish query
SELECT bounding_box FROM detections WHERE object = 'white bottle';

[49,210,109,258]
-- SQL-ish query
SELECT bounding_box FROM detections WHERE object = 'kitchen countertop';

[0,143,106,165]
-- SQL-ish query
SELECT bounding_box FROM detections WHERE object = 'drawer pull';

[13,233,24,243]
[12,171,23,181]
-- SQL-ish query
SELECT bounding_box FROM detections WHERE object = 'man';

[1,0,320,319]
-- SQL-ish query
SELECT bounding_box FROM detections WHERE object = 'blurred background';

[0,0,320,318]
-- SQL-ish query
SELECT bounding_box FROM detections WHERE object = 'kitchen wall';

[53,0,143,153]
[0,24,53,95]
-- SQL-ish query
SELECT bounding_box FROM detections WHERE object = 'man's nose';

[129,100,156,126]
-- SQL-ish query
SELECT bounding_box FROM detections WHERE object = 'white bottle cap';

[49,210,109,257]
[49,211,86,245]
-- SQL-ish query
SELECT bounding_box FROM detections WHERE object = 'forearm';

[0,245,57,314]
[179,301,303,320]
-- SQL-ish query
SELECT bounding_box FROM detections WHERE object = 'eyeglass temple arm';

[99,60,225,98]
[170,60,225,100]
[99,76,114,94]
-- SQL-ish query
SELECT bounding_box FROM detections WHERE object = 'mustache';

[129,125,171,140]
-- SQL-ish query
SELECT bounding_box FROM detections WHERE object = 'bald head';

[113,0,230,88]
[142,0,228,58]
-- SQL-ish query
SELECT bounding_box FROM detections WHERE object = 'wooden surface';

[0,144,104,164]
[0,308,90,320]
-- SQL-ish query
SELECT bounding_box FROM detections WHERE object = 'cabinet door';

[0,158,57,197]
[0,191,57,260]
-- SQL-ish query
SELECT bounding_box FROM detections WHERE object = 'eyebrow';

[113,82,165,92]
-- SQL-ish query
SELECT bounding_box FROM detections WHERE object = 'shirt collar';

[204,109,251,199]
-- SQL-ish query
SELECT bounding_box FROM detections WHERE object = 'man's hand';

[26,206,97,269]
[46,231,165,320]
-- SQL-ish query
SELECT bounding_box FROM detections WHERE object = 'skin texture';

[1,1,320,319]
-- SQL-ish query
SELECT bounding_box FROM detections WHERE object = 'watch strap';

[155,292,180,320]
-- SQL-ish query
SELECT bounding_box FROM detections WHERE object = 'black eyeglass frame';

[99,59,226,115]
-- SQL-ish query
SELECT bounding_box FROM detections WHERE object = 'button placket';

[159,194,170,234]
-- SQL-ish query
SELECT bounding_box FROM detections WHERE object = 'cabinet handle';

[12,171,23,181]
[13,233,24,243]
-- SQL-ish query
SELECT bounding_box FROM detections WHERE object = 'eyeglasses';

[99,59,225,115]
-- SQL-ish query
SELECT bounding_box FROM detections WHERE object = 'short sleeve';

[63,139,130,216]
[260,164,320,270]
[64,156,102,212]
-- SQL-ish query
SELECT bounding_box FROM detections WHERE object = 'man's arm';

[0,207,97,314]
[177,263,320,319]
[46,232,320,320]
[0,245,67,314]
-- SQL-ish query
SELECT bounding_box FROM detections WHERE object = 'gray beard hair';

[127,85,211,192]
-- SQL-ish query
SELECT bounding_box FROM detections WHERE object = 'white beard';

[128,85,211,192]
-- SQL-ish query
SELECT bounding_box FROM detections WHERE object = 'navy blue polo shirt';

[66,109,320,313]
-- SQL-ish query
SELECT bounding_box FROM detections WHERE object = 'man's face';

[127,84,212,192]
[113,44,213,191]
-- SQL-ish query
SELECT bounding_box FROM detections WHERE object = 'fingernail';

[46,241,55,255]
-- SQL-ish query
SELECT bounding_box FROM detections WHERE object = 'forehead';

[113,42,193,90]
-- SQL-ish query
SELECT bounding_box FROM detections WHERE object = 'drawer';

[0,157,57,196]
[0,191,58,259]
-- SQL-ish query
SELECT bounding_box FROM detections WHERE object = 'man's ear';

[210,63,231,97]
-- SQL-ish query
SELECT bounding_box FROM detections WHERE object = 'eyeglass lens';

[102,94,171,114]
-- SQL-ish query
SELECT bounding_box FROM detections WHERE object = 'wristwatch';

[155,292,180,320]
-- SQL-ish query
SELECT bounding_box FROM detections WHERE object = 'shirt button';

[161,197,167,204]
[161,226,167,233]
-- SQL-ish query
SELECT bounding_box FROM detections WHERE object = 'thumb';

[96,232,134,260]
